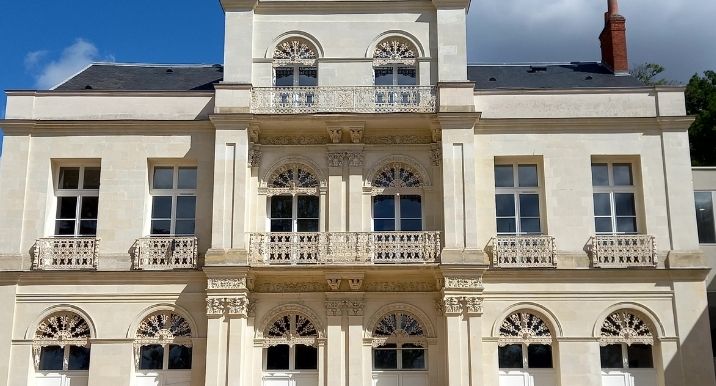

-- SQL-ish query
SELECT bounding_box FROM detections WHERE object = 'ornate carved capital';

[249,148,263,168]
[345,300,365,316]
[326,277,342,291]
[464,297,483,315]
[325,300,345,316]
[441,296,464,315]
[327,128,343,144]
[439,296,483,316]
[249,125,261,143]
[206,296,250,317]
[347,152,365,167]
[324,299,366,317]
[431,126,442,143]
[327,152,347,168]
[430,143,442,167]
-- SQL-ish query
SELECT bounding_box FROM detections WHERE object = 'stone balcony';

[589,234,657,268]
[490,235,557,268]
[250,86,437,114]
[131,237,198,270]
[32,237,99,270]
[248,231,441,265]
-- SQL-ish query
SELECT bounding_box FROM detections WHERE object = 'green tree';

[686,71,716,166]
[630,63,673,86]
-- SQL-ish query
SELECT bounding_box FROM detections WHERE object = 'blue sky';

[2,0,715,154]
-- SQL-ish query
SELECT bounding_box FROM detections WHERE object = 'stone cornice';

[0,119,214,134]
[473,87,669,96]
[475,116,695,132]
[4,90,215,97]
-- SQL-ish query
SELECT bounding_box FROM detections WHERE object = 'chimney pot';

[608,0,619,15]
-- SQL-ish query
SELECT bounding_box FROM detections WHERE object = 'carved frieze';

[441,276,483,290]
[261,135,328,145]
[255,281,327,293]
[364,135,432,145]
[327,152,347,168]
[430,143,441,167]
[324,299,366,316]
[364,281,436,292]
[249,148,262,168]
[438,296,484,316]
[207,277,247,290]
[206,296,250,316]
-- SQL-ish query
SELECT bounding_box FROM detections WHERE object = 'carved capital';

[207,277,248,290]
[249,125,261,143]
[345,300,365,316]
[440,296,464,315]
[464,297,483,315]
[439,296,483,316]
[347,277,364,291]
[431,126,442,142]
[347,152,365,167]
[327,128,343,144]
[206,296,249,317]
[325,299,366,317]
[349,128,364,144]
[327,152,347,168]
[441,276,482,290]
[325,300,345,316]
[430,143,441,167]
[326,277,342,291]
[249,148,263,168]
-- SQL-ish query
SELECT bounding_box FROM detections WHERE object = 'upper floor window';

[599,311,654,370]
[55,166,100,236]
[372,162,424,232]
[695,191,716,244]
[34,312,92,371]
[591,162,637,234]
[273,38,318,87]
[373,38,418,86]
[150,166,197,236]
[268,164,320,232]
[498,312,553,369]
[494,164,541,234]
[135,311,193,371]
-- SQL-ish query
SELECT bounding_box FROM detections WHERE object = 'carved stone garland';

[134,311,193,368]
[262,314,319,348]
[33,312,91,369]
[372,162,423,191]
[373,39,417,66]
[267,163,320,196]
[273,39,317,67]
[371,312,426,348]
[600,311,654,346]
[498,312,552,347]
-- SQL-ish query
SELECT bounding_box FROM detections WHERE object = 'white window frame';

[137,343,192,371]
[54,165,101,237]
[695,191,716,244]
[600,342,654,370]
[592,162,639,234]
[371,193,423,232]
[372,344,428,371]
[149,165,197,236]
[262,344,319,373]
[268,195,320,233]
[498,342,553,370]
[274,65,318,87]
[38,345,90,372]
[494,162,543,235]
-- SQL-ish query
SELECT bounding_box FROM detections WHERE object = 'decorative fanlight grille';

[34,312,91,348]
[498,312,552,346]
[268,163,320,196]
[135,311,192,346]
[263,314,319,348]
[600,311,653,346]
[372,162,423,188]
[273,39,318,66]
[374,39,417,66]
[372,312,425,348]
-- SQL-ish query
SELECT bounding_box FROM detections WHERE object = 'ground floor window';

[34,312,92,386]
[262,313,320,386]
[134,311,193,386]
[497,311,555,386]
[599,311,657,386]
[371,311,429,386]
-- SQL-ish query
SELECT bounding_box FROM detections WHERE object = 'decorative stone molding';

[207,277,247,290]
[364,281,437,292]
[261,135,328,145]
[327,128,343,144]
[600,310,654,346]
[325,300,345,316]
[464,297,483,315]
[439,296,483,316]
[326,277,342,291]
[255,281,327,293]
[431,126,442,142]
[440,276,483,290]
[206,296,249,316]
[347,277,364,291]
[346,300,366,316]
[430,143,441,167]
[249,148,263,168]
[327,152,347,167]
[249,126,261,143]
[499,312,553,347]
[349,128,364,143]
[364,135,432,145]
[347,152,365,167]
[324,299,366,317]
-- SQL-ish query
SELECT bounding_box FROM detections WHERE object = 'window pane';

[494,165,514,187]
[38,346,64,371]
[295,344,318,370]
[593,193,612,216]
[373,196,395,218]
[595,217,613,233]
[139,344,164,370]
[401,346,426,369]
[519,194,540,217]
[275,67,294,87]
[600,344,623,368]
[627,344,653,368]
[297,196,320,218]
[297,219,319,232]
[57,196,78,219]
[374,219,396,232]
[151,220,171,235]
[498,344,523,369]
[400,196,422,219]
[55,220,76,235]
[374,68,393,86]
[175,220,195,235]
[168,345,192,370]
[271,219,293,232]
[527,344,552,368]
[397,67,417,85]
[59,167,80,189]
[399,219,422,231]
[696,192,716,243]
[497,218,517,234]
[614,193,636,216]
[176,196,196,219]
[151,196,172,218]
[299,67,318,86]
[177,167,197,189]
[266,345,290,370]
[518,165,538,187]
[520,218,541,234]
[153,167,174,189]
[271,196,293,219]
[616,217,637,233]
[68,346,91,370]
[80,196,99,219]
[373,349,398,369]
[613,164,633,186]
[82,167,101,189]
[496,194,516,217]
[591,164,609,186]
[79,220,97,236]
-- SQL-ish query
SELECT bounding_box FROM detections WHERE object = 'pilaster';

[222,1,257,84]
[87,342,133,386]
[432,0,469,82]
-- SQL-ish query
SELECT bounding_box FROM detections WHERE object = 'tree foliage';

[686,71,716,166]
[630,63,673,86]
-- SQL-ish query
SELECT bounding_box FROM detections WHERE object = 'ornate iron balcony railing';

[32,237,99,270]
[491,235,556,268]
[132,237,198,270]
[250,86,437,114]
[249,231,441,265]
[590,234,657,268]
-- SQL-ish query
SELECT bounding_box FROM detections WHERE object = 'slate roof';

[53,63,224,91]
[468,62,645,90]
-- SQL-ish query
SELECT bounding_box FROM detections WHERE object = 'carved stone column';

[327,151,347,232]
[325,299,346,386]
[347,150,365,232]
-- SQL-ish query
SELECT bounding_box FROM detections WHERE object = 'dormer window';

[373,38,418,86]
[273,38,318,87]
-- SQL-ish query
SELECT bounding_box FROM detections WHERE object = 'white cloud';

[30,39,112,90]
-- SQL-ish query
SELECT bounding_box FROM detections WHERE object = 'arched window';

[268,164,320,233]
[373,38,418,86]
[371,311,427,371]
[273,38,318,87]
[134,311,193,372]
[263,313,319,372]
[371,162,424,232]
[498,312,554,370]
[599,311,654,370]
[33,312,92,372]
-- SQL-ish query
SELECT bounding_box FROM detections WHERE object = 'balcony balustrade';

[132,237,198,270]
[249,231,441,265]
[490,235,557,268]
[590,234,657,268]
[32,237,99,270]
[250,86,437,114]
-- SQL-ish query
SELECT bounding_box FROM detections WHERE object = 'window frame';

[274,65,318,87]
[498,343,553,370]
[695,191,716,244]
[54,165,101,237]
[494,162,543,235]
[591,161,640,234]
[137,343,192,372]
[600,342,654,370]
[371,193,423,232]
[262,344,319,372]
[38,345,91,372]
[268,195,320,233]
[374,65,418,86]
[372,343,428,371]
[149,165,198,236]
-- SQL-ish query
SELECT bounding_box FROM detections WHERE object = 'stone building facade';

[0,0,714,386]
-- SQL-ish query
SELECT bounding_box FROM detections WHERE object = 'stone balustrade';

[590,234,657,268]
[491,235,556,268]
[32,237,99,270]
[132,237,198,270]
[249,231,441,265]
[250,86,437,114]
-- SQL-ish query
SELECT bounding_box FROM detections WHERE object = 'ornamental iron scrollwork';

[273,38,318,66]
[134,310,193,369]
[33,311,91,368]
[262,314,319,348]
[600,311,654,346]
[372,162,423,189]
[498,312,552,347]
[373,38,417,66]
[267,163,321,196]
[371,311,426,348]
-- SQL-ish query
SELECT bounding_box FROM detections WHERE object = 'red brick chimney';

[599,0,629,74]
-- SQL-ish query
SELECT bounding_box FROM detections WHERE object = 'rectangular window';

[591,162,638,234]
[695,192,716,243]
[55,166,100,236]
[494,164,542,234]
[269,196,320,232]
[600,343,653,369]
[372,344,426,370]
[150,166,197,236]
[372,195,422,231]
